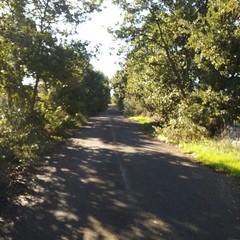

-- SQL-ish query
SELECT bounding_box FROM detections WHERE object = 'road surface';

[1,107,240,240]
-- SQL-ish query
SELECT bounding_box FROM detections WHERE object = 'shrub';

[155,117,208,143]
[0,108,46,175]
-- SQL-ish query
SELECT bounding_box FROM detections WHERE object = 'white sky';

[22,1,123,85]
[77,1,124,78]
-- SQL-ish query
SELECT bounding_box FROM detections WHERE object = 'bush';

[153,88,230,143]
[155,117,208,143]
[0,108,45,161]
[43,106,71,135]
[182,88,230,136]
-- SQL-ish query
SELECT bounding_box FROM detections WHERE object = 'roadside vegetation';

[180,140,240,178]
[129,115,240,178]
[111,0,240,178]
[0,0,110,203]
[129,116,156,135]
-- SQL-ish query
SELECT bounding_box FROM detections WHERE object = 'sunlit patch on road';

[1,108,239,240]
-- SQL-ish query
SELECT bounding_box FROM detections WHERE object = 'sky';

[22,1,123,85]
[77,1,124,78]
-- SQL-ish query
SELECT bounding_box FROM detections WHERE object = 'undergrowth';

[0,110,88,205]
[129,116,156,135]
[130,115,240,179]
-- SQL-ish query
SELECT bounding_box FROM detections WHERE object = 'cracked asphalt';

[1,107,240,240]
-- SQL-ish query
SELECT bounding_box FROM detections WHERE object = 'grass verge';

[129,116,156,135]
[130,115,240,179]
[180,140,240,178]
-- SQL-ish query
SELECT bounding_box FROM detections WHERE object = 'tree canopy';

[111,0,240,141]
[0,0,110,175]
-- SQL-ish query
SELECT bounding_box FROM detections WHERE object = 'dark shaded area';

[0,107,239,240]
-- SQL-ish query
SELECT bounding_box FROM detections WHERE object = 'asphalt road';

[1,107,240,240]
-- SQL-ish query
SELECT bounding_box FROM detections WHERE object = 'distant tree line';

[0,0,109,179]
[111,0,240,142]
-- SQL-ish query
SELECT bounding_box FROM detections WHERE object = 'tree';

[188,0,240,123]
[111,70,128,111]
[112,0,240,139]
[0,0,110,170]
[112,0,203,113]
[23,0,103,111]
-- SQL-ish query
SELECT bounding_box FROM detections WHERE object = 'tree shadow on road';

[1,108,240,240]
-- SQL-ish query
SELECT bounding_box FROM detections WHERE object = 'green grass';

[129,115,152,124]
[180,140,240,178]
[129,116,156,135]
[129,115,240,179]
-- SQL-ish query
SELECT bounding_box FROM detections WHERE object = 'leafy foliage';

[111,0,240,142]
[0,0,109,193]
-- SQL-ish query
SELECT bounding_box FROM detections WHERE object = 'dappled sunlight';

[15,193,45,207]
[83,176,105,185]
[115,144,138,154]
[69,137,115,151]
[171,219,203,235]
[178,174,189,180]
[111,199,128,209]
[84,216,118,240]
[51,210,79,222]
[36,174,55,183]
[1,107,240,240]
[60,168,70,172]
[135,212,172,239]
[179,160,197,168]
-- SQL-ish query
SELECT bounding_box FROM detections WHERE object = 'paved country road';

[1,107,240,240]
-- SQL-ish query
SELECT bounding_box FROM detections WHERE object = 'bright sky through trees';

[77,1,123,78]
